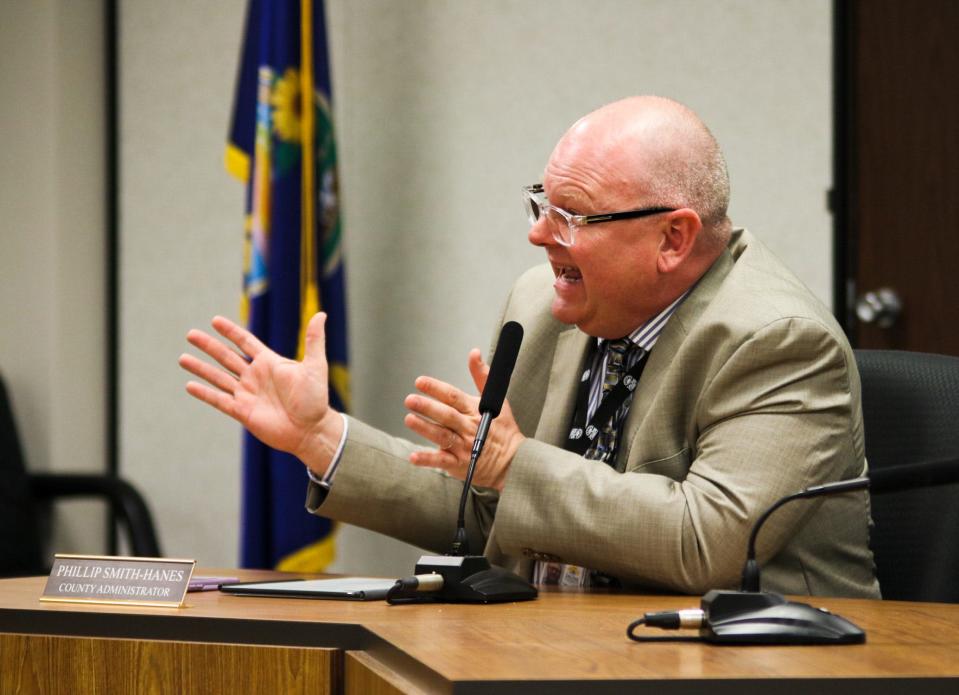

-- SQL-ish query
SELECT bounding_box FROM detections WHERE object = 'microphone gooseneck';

[741,476,870,592]
[451,321,524,556]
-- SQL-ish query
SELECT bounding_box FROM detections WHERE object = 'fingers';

[211,315,268,361]
[413,375,476,416]
[178,353,237,395]
[404,412,461,453]
[302,312,328,369]
[404,359,484,458]
[467,348,489,393]
[186,328,249,376]
[408,448,466,479]
[404,388,473,435]
[184,380,239,420]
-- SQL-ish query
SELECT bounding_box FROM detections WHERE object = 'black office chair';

[856,349,959,602]
[0,372,162,577]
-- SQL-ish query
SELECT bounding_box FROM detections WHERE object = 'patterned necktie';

[582,338,635,465]
[534,338,641,587]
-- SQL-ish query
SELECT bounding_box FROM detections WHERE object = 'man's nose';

[527,216,555,248]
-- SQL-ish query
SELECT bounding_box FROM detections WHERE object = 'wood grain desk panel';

[347,651,434,695]
[2,633,338,695]
[3,573,959,694]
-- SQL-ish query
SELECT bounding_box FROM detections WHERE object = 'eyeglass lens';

[525,188,574,245]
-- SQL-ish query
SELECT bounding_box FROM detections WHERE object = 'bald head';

[552,96,731,250]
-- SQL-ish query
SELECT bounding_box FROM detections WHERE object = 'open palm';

[179,313,335,463]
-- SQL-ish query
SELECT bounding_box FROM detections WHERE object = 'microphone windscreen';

[478,321,524,417]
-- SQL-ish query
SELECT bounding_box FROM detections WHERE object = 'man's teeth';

[559,266,582,281]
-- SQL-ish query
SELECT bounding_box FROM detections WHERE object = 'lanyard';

[564,346,649,457]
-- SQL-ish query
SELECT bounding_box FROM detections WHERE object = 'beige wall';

[3,0,833,575]
[120,0,834,575]
[0,0,106,553]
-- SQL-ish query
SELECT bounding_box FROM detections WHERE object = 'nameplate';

[40,554,196,608]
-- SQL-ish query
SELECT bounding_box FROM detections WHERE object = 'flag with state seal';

[225,0,349,572]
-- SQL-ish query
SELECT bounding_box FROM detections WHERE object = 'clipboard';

[218,577,396,601]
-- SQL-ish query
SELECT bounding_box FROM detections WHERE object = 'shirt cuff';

[306,412,349,487]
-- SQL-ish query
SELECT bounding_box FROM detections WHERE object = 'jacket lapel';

[618,246,735,470]
[534,326,593,446]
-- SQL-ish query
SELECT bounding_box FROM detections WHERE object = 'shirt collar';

[597,288,691,353]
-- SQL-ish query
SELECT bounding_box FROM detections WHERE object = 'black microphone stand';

[388,322,537,604]
[629,478,870,644]
[406,409,536,603]
[449,410,493,557]
[700,477,869,644]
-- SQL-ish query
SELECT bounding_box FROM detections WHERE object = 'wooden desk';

[2,572,958,694]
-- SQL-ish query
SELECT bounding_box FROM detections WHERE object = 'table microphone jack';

[386,573,445,604]
[635,609,706,630]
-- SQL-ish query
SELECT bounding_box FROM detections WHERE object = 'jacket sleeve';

[306,417,498,555]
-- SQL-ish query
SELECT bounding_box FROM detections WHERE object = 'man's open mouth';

[555,265,583,282]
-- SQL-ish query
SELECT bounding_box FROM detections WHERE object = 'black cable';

[626,616,646,638]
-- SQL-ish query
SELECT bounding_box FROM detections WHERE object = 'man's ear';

[657,209,702,273]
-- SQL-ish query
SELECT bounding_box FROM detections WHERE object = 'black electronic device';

[402,555,538,604]
[697,589,864,644]
[628,477,870,645]
[387,321,537,605]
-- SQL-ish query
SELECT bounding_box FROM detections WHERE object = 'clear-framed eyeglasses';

[522,183,676,247]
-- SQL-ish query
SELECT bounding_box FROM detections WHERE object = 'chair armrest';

[28,473,162,558]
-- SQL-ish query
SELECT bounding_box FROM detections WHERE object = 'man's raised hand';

[178,312,343,475]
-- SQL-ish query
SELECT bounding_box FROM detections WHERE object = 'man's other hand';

[403,348,525,492]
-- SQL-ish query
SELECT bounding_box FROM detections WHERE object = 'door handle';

[855,288,902,328]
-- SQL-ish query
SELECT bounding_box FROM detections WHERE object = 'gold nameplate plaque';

[40,554,196,608]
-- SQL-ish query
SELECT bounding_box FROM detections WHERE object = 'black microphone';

[477,320,523,416]
[452,320,524,555]
[629,477,870,644]
[387,321,537,605]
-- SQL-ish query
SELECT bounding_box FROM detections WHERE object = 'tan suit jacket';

[308,229,880,597]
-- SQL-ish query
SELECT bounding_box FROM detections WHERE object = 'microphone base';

[415,555,538,604]
[700,590,865,645]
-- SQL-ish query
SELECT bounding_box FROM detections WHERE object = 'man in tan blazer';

[181,96,879,597]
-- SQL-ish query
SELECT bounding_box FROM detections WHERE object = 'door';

[837,0,959,355]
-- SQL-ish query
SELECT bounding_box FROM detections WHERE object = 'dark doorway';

[835,0,959,355]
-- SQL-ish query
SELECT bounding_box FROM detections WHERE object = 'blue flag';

[226,0,348,571]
